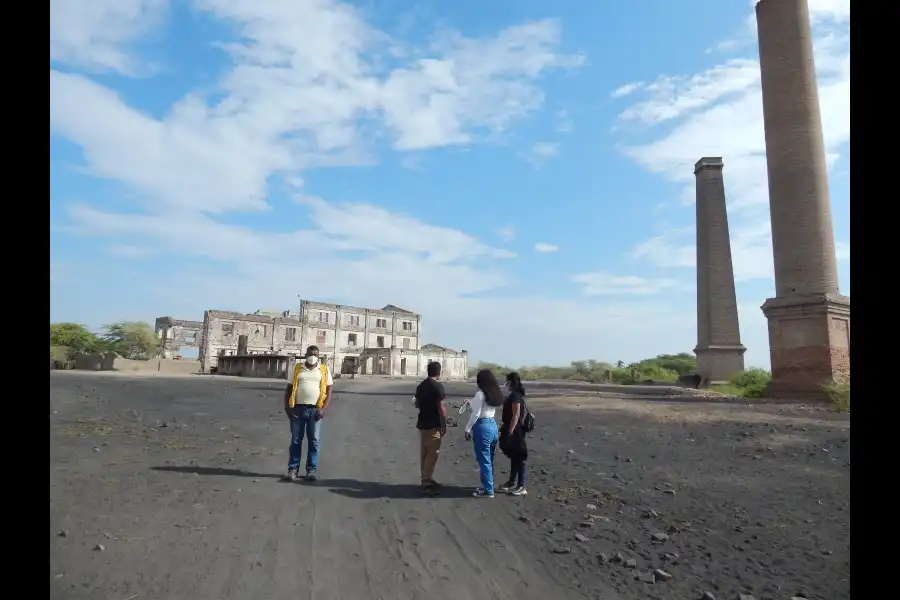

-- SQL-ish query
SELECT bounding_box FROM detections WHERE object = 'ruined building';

[198,301,468,379]
[154,317,204,359]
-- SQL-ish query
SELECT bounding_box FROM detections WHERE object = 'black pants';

[509,458,526,487]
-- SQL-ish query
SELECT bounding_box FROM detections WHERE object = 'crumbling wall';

[217,355,290,378]
[73,353,117,371]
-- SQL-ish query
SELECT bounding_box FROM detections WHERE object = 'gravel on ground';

[50,372,849,600]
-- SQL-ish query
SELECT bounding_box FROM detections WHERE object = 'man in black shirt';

[415,361,447,492]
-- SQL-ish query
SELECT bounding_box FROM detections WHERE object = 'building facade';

[198,301,467,378]
[199,309,305,371]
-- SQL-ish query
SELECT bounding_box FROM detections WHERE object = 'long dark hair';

[506,371,526,396]
[476,368,505,407]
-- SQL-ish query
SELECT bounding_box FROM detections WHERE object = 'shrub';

[610,367,635,385]
[728,368,772,398]
[636,365,679,383]
[823,378,850,412]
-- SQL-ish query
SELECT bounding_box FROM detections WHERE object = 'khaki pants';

[419,428,443,484]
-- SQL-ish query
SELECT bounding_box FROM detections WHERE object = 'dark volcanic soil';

[50,373,849,600]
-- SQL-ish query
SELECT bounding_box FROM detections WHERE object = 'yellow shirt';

[294,363,334,406]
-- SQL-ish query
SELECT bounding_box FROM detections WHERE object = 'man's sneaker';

[424,478,442,488]
[473,487,494,498]
[282,469,299,482]
[304,471,318,482]
[497,481,516,493]
[510,486,528,496]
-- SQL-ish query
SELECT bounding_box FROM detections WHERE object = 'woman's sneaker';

[497,481,516,493]
[510,486,528,496]
[282,468,299,482]
[473,487,495,498]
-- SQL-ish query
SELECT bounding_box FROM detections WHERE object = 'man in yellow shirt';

[282,345,333,482]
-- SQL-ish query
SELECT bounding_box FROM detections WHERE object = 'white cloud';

[531,142,559,157]
[71,196,516,265]
[808,0,851,23]
[50,2,584,214]
[400,154,423,171]
[572,272,689,296]
[835,241,850,261]
[50,0,168,75]
[610,81,644,98]
[523,142,559,167]
[617,59,760,126]
[496,225,516,242]
[58,198,694,366]
[534,242,559,253]
[631,215,776,282]
[613,2,850,286]
[555,109,574,133]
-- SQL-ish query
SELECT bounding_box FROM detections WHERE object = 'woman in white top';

[464,369,504,497]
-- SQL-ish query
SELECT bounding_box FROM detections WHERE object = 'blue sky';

[50,0,850,368]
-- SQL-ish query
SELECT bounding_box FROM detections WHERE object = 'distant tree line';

[471,353,699,385]
[469,353,777,399]
[50,321,157,367]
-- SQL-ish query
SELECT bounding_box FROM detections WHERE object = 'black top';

[502,391,525,427]
[415,378,445,430]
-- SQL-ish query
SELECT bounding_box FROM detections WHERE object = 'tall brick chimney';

[755,0,850,399]
[693,157,745,384]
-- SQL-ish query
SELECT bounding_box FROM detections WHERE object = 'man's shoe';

[282,469,299,482]
[424,478,442,488]
[510,486,528,496]
[497,481,516,493]
[304,471,318,482]
[472,487,494,498]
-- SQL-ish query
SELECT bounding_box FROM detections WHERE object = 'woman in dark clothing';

[498,372,528,496]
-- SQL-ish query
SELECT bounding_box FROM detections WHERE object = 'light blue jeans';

[472,418,499,494]
[288,404,321,473]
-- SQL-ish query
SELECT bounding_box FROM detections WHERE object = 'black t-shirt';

[502,391,525,426]
[416,378,445,430]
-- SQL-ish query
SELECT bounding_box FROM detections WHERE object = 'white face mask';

[305,355,319,367]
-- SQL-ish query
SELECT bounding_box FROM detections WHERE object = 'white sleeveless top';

[464,390,497,433]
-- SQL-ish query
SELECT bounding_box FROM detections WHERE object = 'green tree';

[570,360,589,377]
[101,321,157,360]
[640,353,697,375]
[49,323,98,356]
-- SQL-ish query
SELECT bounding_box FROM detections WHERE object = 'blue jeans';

[472,418,499,494]
[288,405,321,473]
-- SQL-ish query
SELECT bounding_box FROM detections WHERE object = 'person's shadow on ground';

[319,478,474,500]
[151,465,282,479]
[150,467,473,499]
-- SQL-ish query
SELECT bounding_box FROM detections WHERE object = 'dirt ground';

[50,373,849,600]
